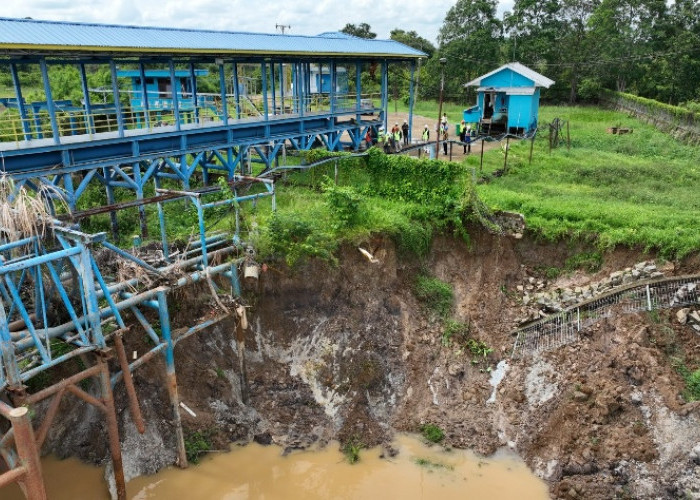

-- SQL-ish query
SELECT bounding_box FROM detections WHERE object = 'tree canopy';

[340,23,376,39]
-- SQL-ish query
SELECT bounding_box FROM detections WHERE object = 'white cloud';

[5,0,515,44]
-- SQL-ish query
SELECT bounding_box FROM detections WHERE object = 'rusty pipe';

[24,364,102,405]
[35,388,66,449]
[113,331,146,434]
[66,384,106,413]
[7,405,47,500]
[97,357,127,500]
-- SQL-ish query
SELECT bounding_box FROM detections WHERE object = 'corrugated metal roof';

[465,62,555,88]
[0,17,425,59]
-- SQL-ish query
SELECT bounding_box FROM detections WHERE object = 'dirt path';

[386,111,510,161]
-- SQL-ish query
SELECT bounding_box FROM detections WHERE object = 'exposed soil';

[40,228,700,499]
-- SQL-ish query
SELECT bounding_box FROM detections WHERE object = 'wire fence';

[511,275,700,358]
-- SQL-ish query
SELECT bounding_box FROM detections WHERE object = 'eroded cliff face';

[45,229,700,499]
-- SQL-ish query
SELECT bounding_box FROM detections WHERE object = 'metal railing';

[0,92,382,146]
[511,275,700,357]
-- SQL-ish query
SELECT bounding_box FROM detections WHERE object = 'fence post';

[646,284,652,311]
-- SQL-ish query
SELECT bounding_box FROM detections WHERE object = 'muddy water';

[6,434,548,499]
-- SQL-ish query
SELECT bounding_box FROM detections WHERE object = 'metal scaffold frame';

[511,276,700,357]
[0,18,425,498]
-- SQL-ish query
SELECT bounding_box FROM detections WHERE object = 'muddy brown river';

[6,434,548,499]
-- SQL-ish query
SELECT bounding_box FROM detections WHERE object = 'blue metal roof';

[0,18,425,59]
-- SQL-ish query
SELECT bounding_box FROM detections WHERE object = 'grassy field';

[73,98,700,262]
[470,105,700,258]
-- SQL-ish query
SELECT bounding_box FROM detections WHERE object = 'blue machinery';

[0,17,423,499]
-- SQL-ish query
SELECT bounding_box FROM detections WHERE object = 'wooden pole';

[529,131,536,164]
[566,120,571,150]
[449,141,453,162]
[479,139,485,174]
[503,136,510,173]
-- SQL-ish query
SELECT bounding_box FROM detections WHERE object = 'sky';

[4,0,515,45]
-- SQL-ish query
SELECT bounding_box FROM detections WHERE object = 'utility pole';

[436,57,447,159]
[276,24,291,34]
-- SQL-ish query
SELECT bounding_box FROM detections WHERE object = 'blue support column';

[329,61,336,114]
[279,63,285,113]
[153,176,171,262]
[189,63,199,124]
[169,60,181,131]
[39,58,60,145]
[103,167,119,241]
[63,172,76,212]
[78,63,95,134]
[232,62,241,119]
[219,63,229,125]
[270,62,277,116]
[297,63,302,114]
[306,63,312,112]
[0,298,22,388]
[381,60,388,131]
[191,196,208,267]
[408,60,416,143]
[139,63,151,129]
[355,61,362,112]
[109,60,125,137]
[261,61,269,120]
[133,162,148,237]
[156,290,188,468]
[79,242,104,347]
[9,63,31,140]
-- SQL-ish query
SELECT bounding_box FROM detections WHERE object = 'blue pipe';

[0,246,81,274]
[40,58,60,145]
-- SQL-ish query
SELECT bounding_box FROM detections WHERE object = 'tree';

[658,0,700,104]
[431,0,503,101]
[340,23,376,39]
[503,0,563,69]
[390,29,436,58]
[589,0,668,94]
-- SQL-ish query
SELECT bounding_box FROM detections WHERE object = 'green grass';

[472,105,700,258]
[420,424,445,443]
[342,437,365,464]
[72,98,700,263]
[414,275,454,319]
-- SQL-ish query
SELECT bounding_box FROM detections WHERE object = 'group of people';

[435,114,476,155]
[372,120,410,153]
[366,115,477,156]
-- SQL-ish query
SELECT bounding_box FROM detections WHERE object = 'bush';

[565,251,603,273]
[684,369,700,402]
[322,178,365,229]
[414,275,453,318]
[578,78,602,102]
[342,437,365,464]
[420,424,445,443]
[184,430,211,464]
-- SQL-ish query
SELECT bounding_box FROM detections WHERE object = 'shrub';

[342,437,365,464]
[683,369,700,402]
[565,251,603,273]
[414,275,453,319]
[420,424,445,443]
[185,430,211,464]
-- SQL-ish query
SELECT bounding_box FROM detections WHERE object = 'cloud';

[5,0,514,44]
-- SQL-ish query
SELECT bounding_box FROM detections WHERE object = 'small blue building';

[462,62,554,135]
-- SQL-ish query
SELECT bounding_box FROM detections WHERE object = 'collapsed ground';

[41,229,700,499]
[27,104,700,499]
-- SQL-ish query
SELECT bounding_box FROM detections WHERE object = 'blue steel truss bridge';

[0,17,424,499]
